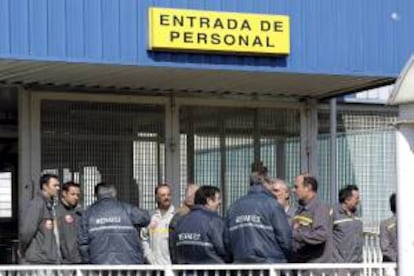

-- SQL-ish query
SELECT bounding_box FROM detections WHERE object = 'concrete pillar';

[330,98,337,205]
[300,99,318,175]
[396,104,414,276]
[165,96,181,207]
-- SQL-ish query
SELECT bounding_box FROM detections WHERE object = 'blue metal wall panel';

[120,0,138,63]
[9,0,29,56]
[66,0,84,58]
[29,0,48,57]
[0,0,10,55]
[84,0,102,60]
[0,0,413,77]
[102,0,119,62]
[47,0,66,58]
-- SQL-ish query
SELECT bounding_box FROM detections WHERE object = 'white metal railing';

[0,264,397,276]
[363,232,383,264]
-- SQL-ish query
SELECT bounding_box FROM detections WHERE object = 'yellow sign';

[148,8,290,55]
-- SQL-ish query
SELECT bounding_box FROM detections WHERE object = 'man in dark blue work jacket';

[171,185,230,264]
[78,182,150,264]
[226,172,292,263]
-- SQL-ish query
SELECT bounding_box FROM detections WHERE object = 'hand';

[293,222,300,230]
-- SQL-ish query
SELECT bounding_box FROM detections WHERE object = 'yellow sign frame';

[148,7,290,56]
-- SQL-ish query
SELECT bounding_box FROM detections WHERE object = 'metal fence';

[0,232,383,265]
[41,100,165,210]
[0,264,397,276]
[363,233,383,264]
[36,100,397,267]
[318,107,398,232]
[39,100,397,222]
[179,106,301,210]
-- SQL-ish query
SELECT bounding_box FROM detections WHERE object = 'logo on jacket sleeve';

[292,215,313,226]
[44,219,54,230]
[178,233,201,241]
[65,214,74,224]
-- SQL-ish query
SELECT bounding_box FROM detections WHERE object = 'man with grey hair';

[271,179,296,226]
[78,182,150,264]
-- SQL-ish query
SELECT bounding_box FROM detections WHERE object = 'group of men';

[18,172,397,266]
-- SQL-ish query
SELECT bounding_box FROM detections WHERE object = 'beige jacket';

[141,205,175,264]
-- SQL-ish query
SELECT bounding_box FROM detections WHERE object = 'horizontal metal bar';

[31,91,169,105]
[176,96,303,109]
[318,103,398,112]
[0,263,397,271]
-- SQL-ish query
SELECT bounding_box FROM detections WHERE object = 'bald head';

[183,183,199,207]
[271,179,291,207]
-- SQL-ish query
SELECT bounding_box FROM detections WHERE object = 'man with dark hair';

[78,182,150,264]
[226,171,292,263]
[332,185,363,265]
[141,183,175,264]
[380,193,397,262]
[292,174,333,264]
[56,181,82,264]
[19,174,61,264]
[171,185,229,264]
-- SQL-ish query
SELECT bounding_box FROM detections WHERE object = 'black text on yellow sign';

[148,8,290,55]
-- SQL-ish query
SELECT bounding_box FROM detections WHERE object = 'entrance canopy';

[0,59,394,99]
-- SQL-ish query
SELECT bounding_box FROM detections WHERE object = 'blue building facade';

[0,0,413,77]
[0,0,412,263]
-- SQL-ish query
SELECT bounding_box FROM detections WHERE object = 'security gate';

[179,105,301,209]
[29,92,304,211]
[20,90,397,231]
[39,97,166,210]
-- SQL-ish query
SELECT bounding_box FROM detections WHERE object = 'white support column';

[300,99,319,175]
[396,104,414,276]
[165,96,181,207]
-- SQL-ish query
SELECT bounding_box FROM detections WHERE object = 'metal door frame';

[18,90,172,206]
[19,89,318,209]
[175,97,311,209]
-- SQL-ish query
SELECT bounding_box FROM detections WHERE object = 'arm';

[19,199,42,255]
[168,213,179,264]
[223,222,233,263]
[139,211,156,264]
[77,210,90,264]
[271,202,292,260]
[208,217,231,263]
[292,205,331,246]
[128,205,153,263]
[128,205,151,228]
[380,221,397,262]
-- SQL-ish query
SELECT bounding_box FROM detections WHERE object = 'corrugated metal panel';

[0,60,393,98]
[0,0,413,77]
